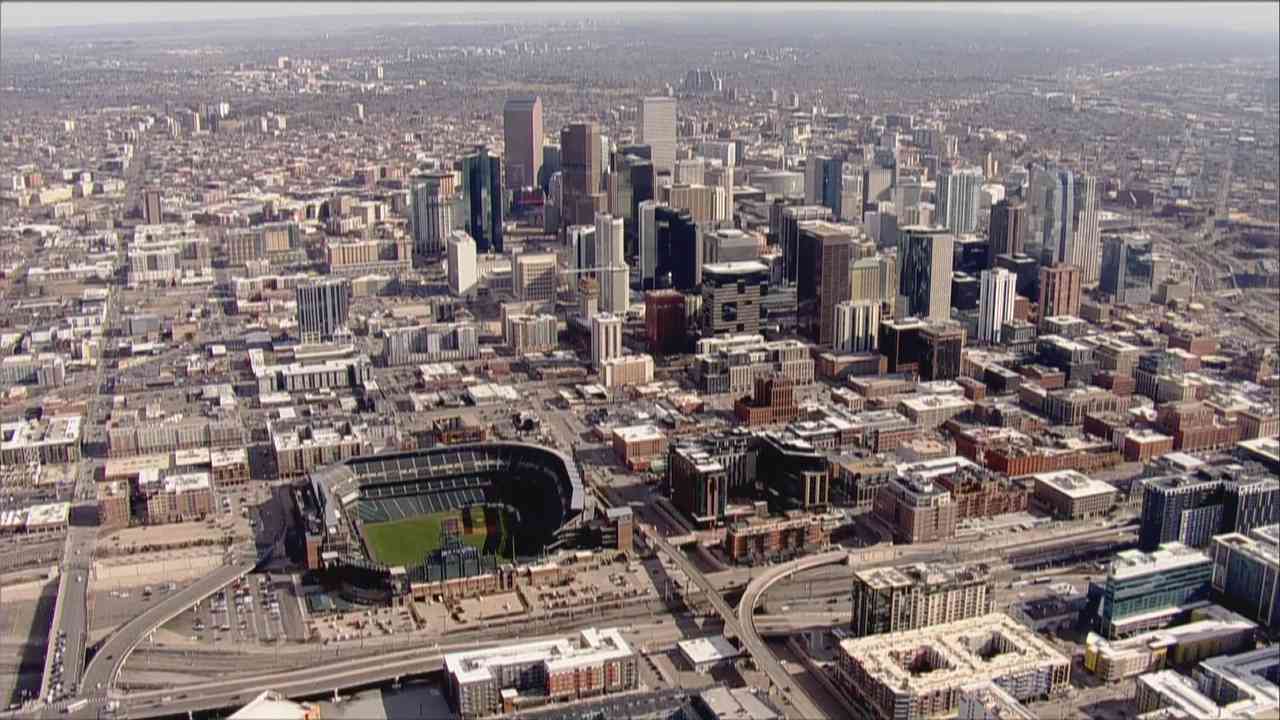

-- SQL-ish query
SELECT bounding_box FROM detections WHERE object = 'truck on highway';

[65,699,88,714]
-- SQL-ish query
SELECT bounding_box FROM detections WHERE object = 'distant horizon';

[2,1,1278,36]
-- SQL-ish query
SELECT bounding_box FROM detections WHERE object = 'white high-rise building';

[936,167,984,234]
[590,312,623,369]
[834,300,881,353]
[1072,174,1101,284]
[978,268,1017,343]
[447,230,477,296]
[640,97,677,176]
[595,213,629,314]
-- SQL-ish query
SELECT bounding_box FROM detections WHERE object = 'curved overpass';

[736,549,850,716]
[78,560,255,697]
[638,524,831,720]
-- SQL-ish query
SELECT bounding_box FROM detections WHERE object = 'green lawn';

[362,507,512,568]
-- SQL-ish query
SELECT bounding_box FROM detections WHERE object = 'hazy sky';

[2,1,1278,35]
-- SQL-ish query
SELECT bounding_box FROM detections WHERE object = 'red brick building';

[734,374,800,427]
[724,512,829,564]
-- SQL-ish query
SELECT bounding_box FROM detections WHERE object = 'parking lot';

[158,573,308,646]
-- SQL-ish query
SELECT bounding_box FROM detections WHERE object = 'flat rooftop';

[1109,542,1211,580]
[1033,470,1118,499]
[444,627,632,684]
[837,613,1069,694]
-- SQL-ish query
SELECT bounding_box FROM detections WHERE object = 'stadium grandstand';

[301,443,586,601]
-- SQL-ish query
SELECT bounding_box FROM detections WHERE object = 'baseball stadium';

[304,442,585,602]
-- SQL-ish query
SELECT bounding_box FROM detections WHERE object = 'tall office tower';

[935,167,984,234]
[408,172,453,256]
[849,256,882,304]
[544,172,563,232]
[1101,234,1155,305]
[460,146,504,254]
[977,268,1017,343]
[1073,174,1101,284]
[567,224,596,279]
[561,122,604,227]
[834,300,881,353]
[897,227,956,322]
[645,289,687,356]
[447,231,478,296]
[839,171,865,222]
[1038,263,1083,321]
[796,223,854,345]
[595,213,628,314]
[1039,168,1074,265]
[988,199,1026,265]
[863,167,895,226]
[701,261,769,336]
[640,96,677,176]
[637,200,660,289]
[611,154,655,247]
[780,205,833,285]
[502,96,543,190]
[295,279,351,343]
[142,188,163,225]
[590,312,623,370]
[804,155,844,218]
[654,206,702,291]
[539,143,561,193]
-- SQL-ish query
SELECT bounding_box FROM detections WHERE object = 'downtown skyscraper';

[560,122,604,228]
[1038,167,1074,265]
[1072,174,1101,283]
[936,167,983,234]
[408,171,453,256]
[978,268,1017,343]
[988,199,1027,264]
[595,213,629,315]
[640,97,677,177]
[502,96,544,191]
[804,155,845,219]
[461,146,504,254]
[897,227,955,322]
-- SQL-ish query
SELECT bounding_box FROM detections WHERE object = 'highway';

[638,523,830,720]
[39,286,119,705]
[63,611,687,719]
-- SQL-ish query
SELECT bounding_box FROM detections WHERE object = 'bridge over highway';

[638,523,832,720]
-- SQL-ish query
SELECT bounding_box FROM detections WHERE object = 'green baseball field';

[361,506,513,567]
